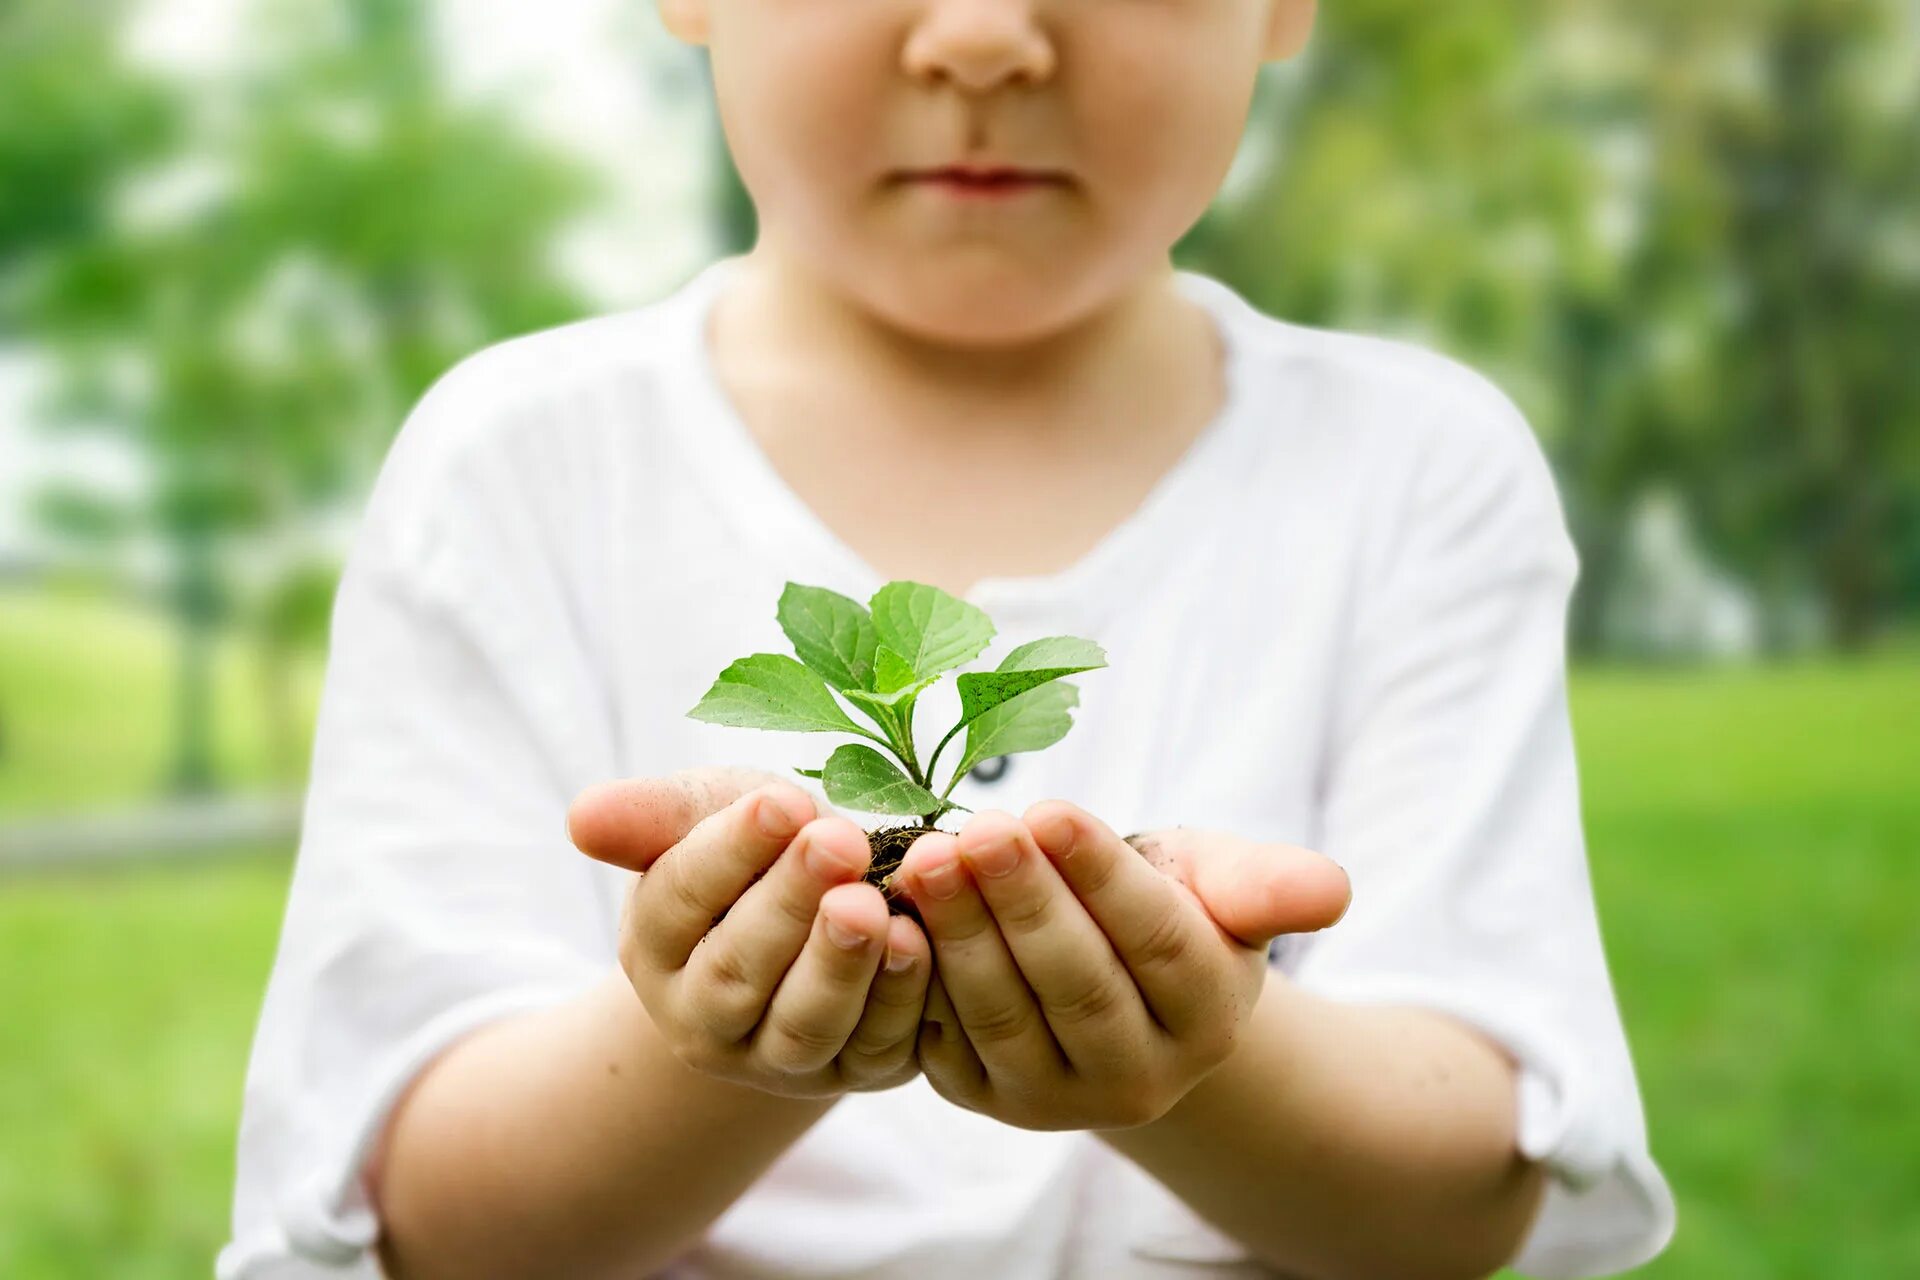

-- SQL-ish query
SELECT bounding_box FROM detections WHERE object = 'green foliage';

[774,583,883,692]
[687,653,869,737]
[945,680,1082,786]
[0,0,178,331]
[816,743,943,818]
[955,636,1108,726]
[687,581,1108,822]
[1183,0,1920,652]
[868,581,996,681]
[11,0,603,793]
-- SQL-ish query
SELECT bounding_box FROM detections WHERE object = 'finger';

[680,815,875,1041]
[900,832,1066,1083]
[569,766,831,872]
[954,810,1155,1072]
[837,914,933,1089]
[1023,800,1234,1037]
[1150,829,1352,946]
[631,781,819,971]
[917,966,988,1102]
[750,880,891,1075]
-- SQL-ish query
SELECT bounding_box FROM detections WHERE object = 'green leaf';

[776,582,880,692]
[951,680,1082,782]
[686,653,865,734]
[839,690,908,746]
[841,686,927,718]
[821,743,943,816]
[873,645,919,694]
[955,635,1107,727]
[794,766,823,779]
[844,645,940,714]
[869,581,995,681]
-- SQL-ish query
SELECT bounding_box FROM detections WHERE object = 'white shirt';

[219,255,1676,1279]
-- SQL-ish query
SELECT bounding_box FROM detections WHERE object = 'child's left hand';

[897,803,1350,1131]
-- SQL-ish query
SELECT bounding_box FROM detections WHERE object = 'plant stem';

[923,721,965,794]
[938,761,970,803]
[842,702,922,783]
[890,699,925,784]
[870,707,925,788]
[847,723,900,755]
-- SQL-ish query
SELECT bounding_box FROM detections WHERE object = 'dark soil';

[863,819,1157,920]
[864,819,945,923]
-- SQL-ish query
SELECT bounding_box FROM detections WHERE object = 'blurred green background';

[2,0,1915,1276]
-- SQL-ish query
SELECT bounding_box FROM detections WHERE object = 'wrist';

[1098,974,1299,1157]
[597,968,845,1115]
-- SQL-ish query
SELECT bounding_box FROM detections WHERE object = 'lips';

[927,167,1053,181]
[904,166,1068,187]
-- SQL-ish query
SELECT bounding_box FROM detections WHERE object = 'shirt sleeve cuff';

[1287,971,1677,1279]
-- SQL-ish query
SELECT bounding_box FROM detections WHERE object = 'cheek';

[710,12,893,212]
[1068,27,1255,214]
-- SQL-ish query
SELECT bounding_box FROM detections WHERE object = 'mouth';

[897,166,1072,199]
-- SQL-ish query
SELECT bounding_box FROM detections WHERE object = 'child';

[220,0,1675,1274]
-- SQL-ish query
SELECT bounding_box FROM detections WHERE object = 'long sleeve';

[217,361,625,1278]
[1288,376,1676,1278]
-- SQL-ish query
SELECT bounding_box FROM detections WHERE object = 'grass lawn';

[1568,663,1920,1277]
[0,585,321,816]
[0,653,1915,1276]
[0,853,294,1279]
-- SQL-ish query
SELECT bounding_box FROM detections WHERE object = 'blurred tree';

[0,0,178,335]
[1681,0,1920,650]
[1183,0,1919,652]
[1178,0,1660,648]
[22,0,603,794]
[257,556,340,780]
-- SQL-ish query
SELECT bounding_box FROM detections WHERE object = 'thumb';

[567,765,820,872]
[1148,829,1351,950]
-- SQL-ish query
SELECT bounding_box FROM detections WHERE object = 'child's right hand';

[568,768,932,1099]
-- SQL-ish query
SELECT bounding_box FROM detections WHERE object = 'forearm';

[1100,978,1547,1280]
[374,969,834,1280]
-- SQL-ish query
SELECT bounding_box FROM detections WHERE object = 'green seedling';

[686,579,1107,911]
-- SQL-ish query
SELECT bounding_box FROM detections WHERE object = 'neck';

[725,236,1204,441]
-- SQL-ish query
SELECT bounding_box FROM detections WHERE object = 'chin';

[860,259,1103,350]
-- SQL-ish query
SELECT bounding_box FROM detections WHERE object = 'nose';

[902,0,1056,93]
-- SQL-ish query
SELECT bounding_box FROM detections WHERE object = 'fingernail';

[825,917,869,950]
[964,832,1020,878]
[804,835,859,881]
[884,948,916,973]
[756,795,799,839]
[918,857,965,900]
[1032,813,1075,859]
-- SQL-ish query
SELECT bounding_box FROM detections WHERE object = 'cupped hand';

[897,802,1350,1131]
[567,766,933,1097]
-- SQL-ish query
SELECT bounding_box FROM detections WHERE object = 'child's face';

[659,0,1316,343]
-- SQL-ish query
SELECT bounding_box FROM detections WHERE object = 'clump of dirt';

[862,819,1159,920]
[864,819,945,921]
